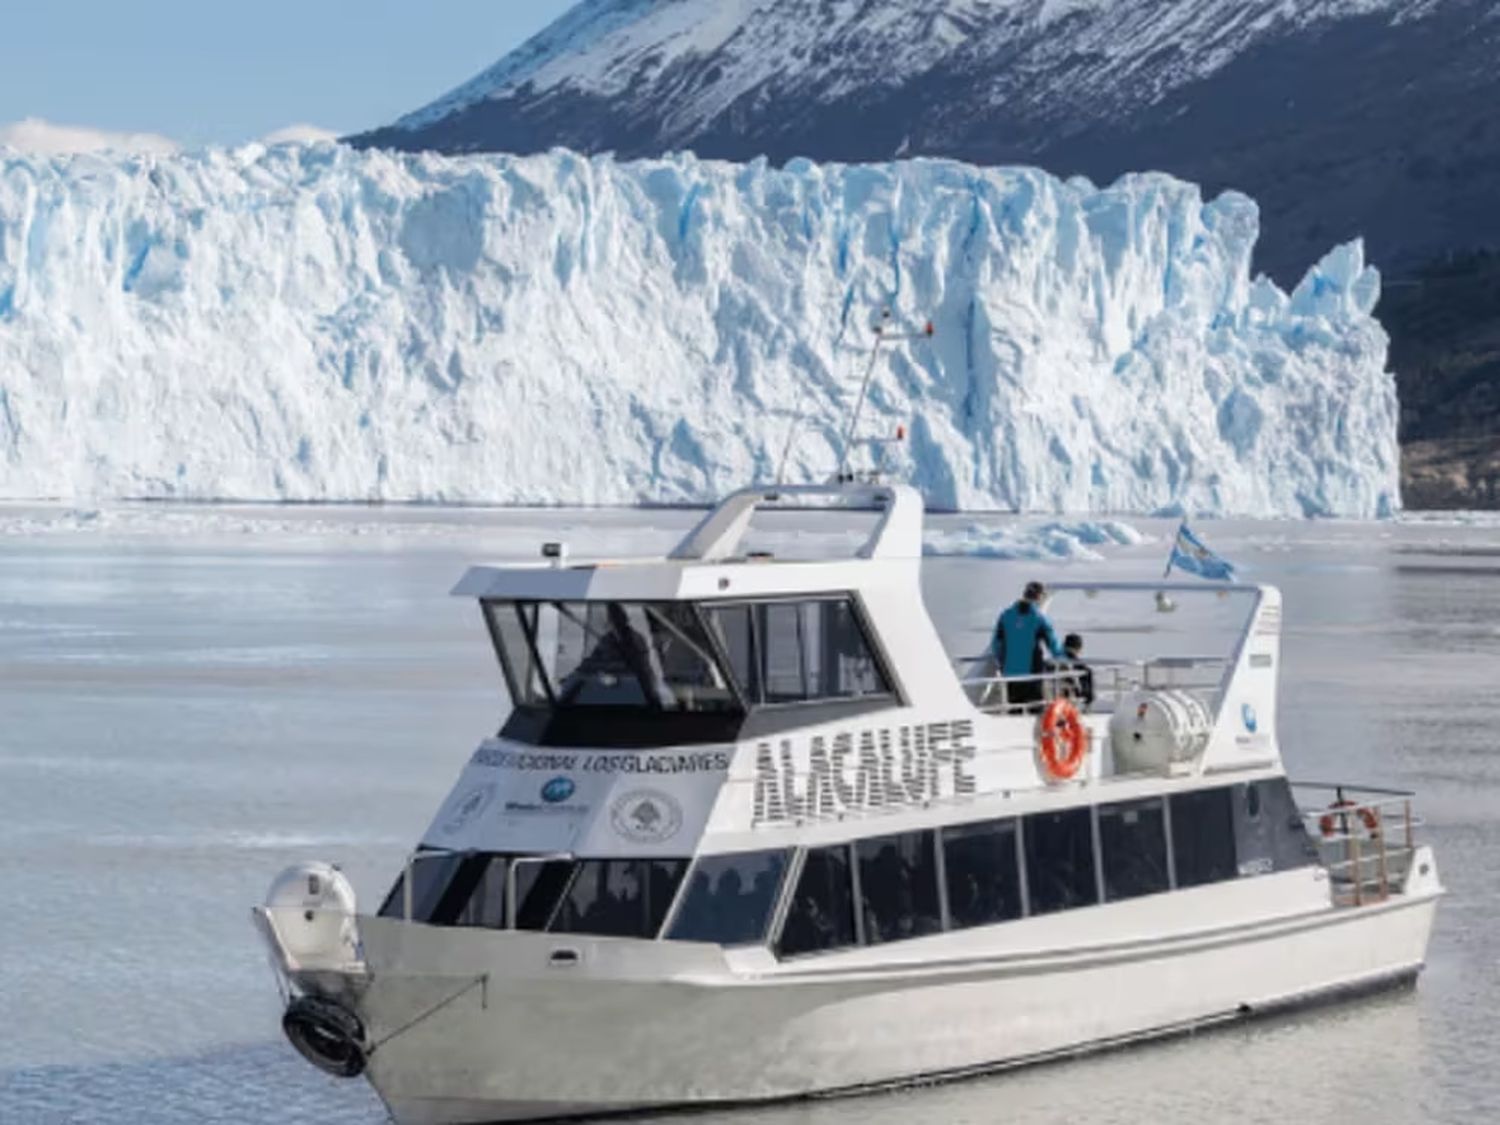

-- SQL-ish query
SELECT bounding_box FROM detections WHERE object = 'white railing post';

[404,853,415,922]
[1350,827,1363,908]
[1376,807,1389,901]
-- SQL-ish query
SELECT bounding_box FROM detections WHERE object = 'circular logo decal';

[610,789,684,845]
[541,776,577,804]
[440,782,497,836]
[1242,703,1259,734]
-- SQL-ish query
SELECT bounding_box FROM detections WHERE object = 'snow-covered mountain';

[0,145,1396,515]
[393,0,1439,136]
[355,0,1500,277]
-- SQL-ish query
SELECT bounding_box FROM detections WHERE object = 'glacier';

[0,143,1398,515]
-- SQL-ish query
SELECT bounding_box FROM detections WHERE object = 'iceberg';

[923,520,1152,562]
[0,145,1398,515]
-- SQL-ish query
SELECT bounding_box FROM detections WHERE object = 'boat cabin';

[375,485,1420,960]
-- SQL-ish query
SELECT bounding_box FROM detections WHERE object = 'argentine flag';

[1166,522,1236,581]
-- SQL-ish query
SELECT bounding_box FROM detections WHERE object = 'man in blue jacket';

[990,580,1065,712]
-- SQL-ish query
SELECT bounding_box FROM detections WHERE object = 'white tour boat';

[254,483,1443,1125]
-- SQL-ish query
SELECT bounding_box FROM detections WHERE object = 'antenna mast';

[834,310,934,483]
[775,309,935,485]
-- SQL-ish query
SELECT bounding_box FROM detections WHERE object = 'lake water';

[2,506,1497,1123]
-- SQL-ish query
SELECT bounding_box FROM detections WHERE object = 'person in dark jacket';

[990,580,1065,712]
[1055,632,1096,708]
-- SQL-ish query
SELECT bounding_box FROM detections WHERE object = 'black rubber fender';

[282,994,368,1078]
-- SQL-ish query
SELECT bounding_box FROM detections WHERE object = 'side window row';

[380,780,1315,952]
[379,855,689,940]
[777,779,1316,958]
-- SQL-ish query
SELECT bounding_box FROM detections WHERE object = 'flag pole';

[1163,520,1183,579]
[1156,522,1181,613]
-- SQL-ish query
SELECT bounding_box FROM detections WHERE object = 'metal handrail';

[959,656,1227,715]
[397,850,581,929]
[1290,781,1416,799]
[403,849,462,922]
[1290,785,1421,907]
[959,668,1087,709]
[505,853,574,930]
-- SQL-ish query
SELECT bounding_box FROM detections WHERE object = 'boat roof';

[452,483,925,601]
[450,483,1277,608]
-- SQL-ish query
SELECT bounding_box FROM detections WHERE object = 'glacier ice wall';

[0,144,1398,515]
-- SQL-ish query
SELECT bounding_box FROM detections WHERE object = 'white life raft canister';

[1109,689,1214,774]
[263,861,361,970]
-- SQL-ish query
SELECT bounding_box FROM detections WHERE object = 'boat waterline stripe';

[709,887,1443,987]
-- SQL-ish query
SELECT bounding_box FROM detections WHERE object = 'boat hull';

[346,858,1441,1125]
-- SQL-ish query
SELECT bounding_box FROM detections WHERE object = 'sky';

[0,1,578,149]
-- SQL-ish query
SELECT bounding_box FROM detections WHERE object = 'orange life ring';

[1318,799,1380,838]
[1038,698,1090,781]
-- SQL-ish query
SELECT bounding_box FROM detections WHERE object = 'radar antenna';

[776,309,934,485]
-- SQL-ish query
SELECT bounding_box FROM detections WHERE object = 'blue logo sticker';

[1242,703,1259,733]
[541,777,576,804]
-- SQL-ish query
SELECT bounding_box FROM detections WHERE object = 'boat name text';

[754,719,976,824]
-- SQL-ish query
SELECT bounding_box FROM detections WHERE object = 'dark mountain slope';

[353,0,1500,505]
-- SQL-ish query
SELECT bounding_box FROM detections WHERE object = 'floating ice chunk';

[923,520,1150,561]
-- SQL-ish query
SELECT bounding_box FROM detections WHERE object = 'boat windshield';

[485,600,741,713]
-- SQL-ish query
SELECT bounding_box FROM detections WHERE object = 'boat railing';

[402,850,451,922]
[956,656,1228,716]
[1291,782,1425,907]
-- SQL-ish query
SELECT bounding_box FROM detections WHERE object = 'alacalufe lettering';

[753,719,977,824]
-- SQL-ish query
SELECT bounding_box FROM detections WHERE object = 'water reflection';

[674,990,1427,1125]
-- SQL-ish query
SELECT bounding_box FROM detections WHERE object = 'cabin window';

[489,603,549,706]
[760,602,815,702]
[378,850,466,922]
[1170,787,1239,888]
[380,853,578,929]
[1024,807,1099,915]
[702,597,892,706]
[706,603,757,700]
[943,819,1023,929]
[1098,797,1170,902]
[778,845,858,956]
[484,600,741,714]
[449,855,509,928]
[511,858,576,930]
[856,831,943,944]
[667,849,790,945]
[548,859,687,939]
[1232,779,1320,877]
